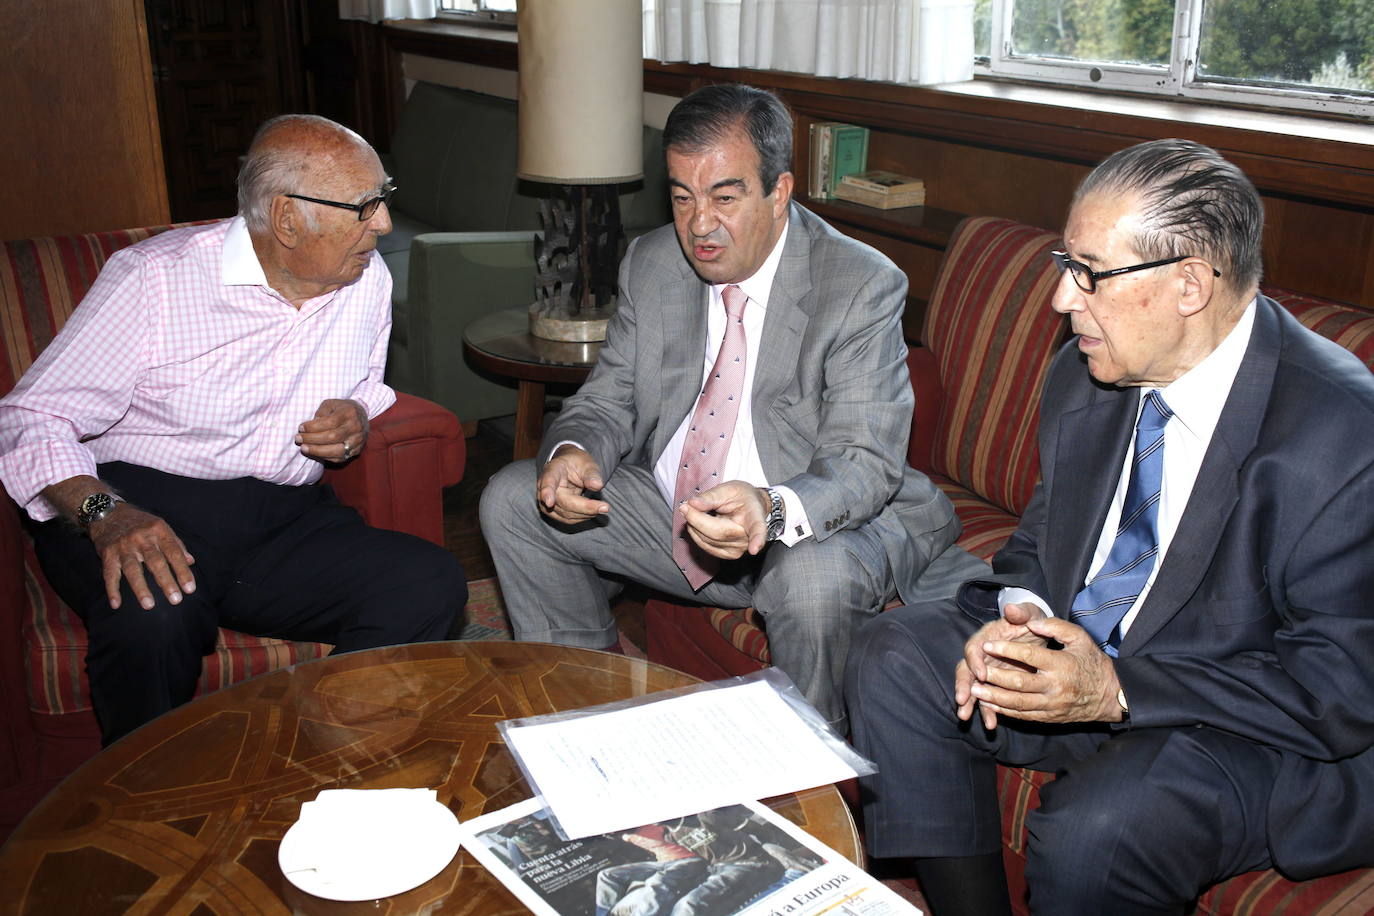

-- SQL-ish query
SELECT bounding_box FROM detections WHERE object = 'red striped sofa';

[644,216,1374,914]
[0,223,466,805]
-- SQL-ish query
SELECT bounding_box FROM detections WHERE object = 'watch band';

[763,487,786,542]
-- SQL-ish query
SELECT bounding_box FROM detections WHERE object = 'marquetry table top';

[0,641,860,914]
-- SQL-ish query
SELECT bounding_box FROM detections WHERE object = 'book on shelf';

[807,122,869,200]
[832,170,926,210]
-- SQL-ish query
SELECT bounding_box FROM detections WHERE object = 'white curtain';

[646,0,973,85]
[338,0,438,24]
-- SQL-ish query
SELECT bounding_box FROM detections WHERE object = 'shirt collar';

[221,216,270,287]
[1154,297,1257,439]
[711,216,790,311]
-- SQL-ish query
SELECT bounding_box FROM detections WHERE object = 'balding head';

[237,115,377,234]
[237,114,392,307]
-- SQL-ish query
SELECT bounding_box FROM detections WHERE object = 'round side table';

[463,305,603,459]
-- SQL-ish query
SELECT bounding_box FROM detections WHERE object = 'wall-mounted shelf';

[801,198,966,251]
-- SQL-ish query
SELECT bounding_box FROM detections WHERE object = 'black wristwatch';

[76,492,123,528]
[763,487,786,542]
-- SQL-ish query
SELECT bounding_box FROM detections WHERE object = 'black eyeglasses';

[285,184,397,221]
[1050,249,1220,294]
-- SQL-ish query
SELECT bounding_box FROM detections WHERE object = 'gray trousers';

[480,459,922,728]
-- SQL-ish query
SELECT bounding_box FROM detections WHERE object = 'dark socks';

[913,853,1013,916]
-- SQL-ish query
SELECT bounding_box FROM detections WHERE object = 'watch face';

[78,493,117,526]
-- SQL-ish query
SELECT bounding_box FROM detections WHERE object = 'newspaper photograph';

[456,797,922,916]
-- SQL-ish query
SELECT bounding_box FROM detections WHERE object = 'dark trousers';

[845,601,1280,915]
[33,462,466,745]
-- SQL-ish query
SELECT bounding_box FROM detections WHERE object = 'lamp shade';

[517,0,644,185]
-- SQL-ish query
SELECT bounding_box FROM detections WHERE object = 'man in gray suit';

[481,84,975,728]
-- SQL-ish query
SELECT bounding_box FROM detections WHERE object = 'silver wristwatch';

[76,492,123,528]
[763,487,786,542]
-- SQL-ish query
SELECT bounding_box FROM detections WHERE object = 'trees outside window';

[975,0,1374,117]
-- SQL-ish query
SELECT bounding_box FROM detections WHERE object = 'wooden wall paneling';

[1,0,169,240]
[1262,196,1374,304]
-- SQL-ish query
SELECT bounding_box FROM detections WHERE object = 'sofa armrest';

[323,392,464,548]
[392,231,540,423]
[906,346,944,474]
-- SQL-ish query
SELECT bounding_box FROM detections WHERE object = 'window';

[438,0,516,24]
[975,0,1374,119]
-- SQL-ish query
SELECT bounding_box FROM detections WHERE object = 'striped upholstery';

[934,479,1020,562]
[923,217,1067,517]
[708,608,772,665]
[1267,285,1374,369]
[2,224,330,717]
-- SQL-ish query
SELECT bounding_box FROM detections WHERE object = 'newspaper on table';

[497,669,876,840]
[457,797,922,916]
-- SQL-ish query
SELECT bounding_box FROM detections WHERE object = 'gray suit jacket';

[960,296,1374,877]
[541,203,959,600]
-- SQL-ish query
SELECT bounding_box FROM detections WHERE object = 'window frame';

[436,0,516,26]
[977,0,1373,121]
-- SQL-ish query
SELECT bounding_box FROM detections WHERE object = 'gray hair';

[663,84,793,194]
[1076,138,1264,292]
[236,114,369,233]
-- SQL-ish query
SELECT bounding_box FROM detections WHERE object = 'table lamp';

[517,0,644,342]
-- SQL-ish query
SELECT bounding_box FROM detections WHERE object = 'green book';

[828,125,870,196]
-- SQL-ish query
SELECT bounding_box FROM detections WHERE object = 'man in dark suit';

[846,139,1374,915]
[481,84,975,729]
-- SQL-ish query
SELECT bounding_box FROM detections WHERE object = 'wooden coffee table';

[463,306,602,460]
[0,642,860,913]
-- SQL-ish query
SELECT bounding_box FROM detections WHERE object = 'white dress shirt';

[651,221,814,545]
[1001,300,1257,635]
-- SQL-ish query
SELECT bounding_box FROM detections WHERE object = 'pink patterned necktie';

[672,284,749,590]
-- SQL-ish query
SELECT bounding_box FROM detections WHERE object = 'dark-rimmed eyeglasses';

[285,184,397,221]
[1051,249,1220,294]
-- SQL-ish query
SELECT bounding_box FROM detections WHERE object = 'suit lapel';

[752,205,815,479]
[1118,298,1281,653]
[654,274,711,463]
[1045,392,1136,613]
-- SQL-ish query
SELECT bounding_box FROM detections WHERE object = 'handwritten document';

[500,678,862,839]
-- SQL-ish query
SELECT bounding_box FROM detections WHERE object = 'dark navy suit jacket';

[962,295,1374,878]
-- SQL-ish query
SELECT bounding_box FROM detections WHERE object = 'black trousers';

[33,462,466,745]
[845,601,1280,915]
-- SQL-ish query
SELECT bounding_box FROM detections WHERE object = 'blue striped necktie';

[1070,390,1173,657]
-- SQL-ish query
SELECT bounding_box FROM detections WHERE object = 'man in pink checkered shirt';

[0,115,465,744]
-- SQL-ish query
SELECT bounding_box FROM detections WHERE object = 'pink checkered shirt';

[0,217,396,521]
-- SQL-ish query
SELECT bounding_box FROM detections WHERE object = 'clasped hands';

[77,399,367,611]
[537,445,771,557]
[955,601,1125,728]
